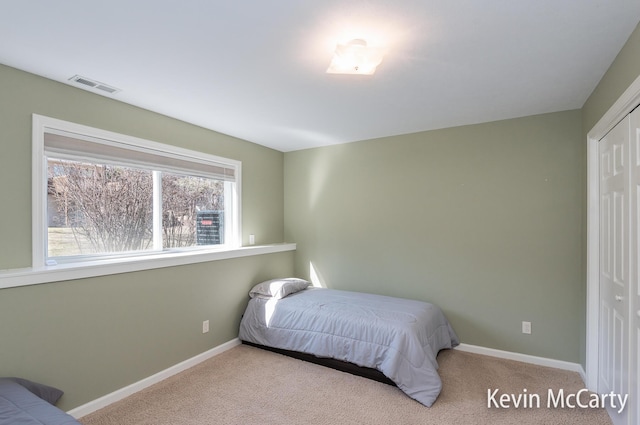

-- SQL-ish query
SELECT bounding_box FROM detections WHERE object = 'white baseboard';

[68,338,241,419]
[455,343,587,383]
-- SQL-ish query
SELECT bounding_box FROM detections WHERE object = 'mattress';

[238,287,459,407]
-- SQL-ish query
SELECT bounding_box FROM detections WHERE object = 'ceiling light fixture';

[326,39,385,75]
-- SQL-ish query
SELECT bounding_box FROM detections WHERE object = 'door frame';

[586,74,640,390]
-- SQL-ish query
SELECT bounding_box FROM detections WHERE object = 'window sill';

[0,243,296,290]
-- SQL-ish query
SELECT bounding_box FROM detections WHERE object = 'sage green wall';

[0,252,294,411]
[284,110,583,363]
[582,21,640,136]
[0,64,293,410]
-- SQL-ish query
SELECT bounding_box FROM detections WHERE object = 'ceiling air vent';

[68,75,120,94]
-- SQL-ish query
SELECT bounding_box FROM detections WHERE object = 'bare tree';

[49,161,153,254]
[48,160,225,254]
[162,174,223,248]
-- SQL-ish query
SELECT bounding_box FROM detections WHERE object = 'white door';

[629,107,639,425]
[599,115,630,425]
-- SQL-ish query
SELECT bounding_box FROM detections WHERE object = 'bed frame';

[242,341,396,386]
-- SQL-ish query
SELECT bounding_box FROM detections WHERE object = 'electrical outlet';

[202,320,209,334]
[249,234,255,245]
[522,321,531,334]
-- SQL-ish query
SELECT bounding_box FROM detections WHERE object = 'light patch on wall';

[308,151,331,209]
[310,262,326,288]
[277,126,342,151]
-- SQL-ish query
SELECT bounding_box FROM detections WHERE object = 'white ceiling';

[1,1,640,152]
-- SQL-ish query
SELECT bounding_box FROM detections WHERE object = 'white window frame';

[32,114,242,267]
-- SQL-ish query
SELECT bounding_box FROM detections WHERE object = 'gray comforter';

[0,379,80,425]
[239,288,459,407]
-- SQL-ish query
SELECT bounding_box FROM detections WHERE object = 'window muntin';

[34,115,241,266]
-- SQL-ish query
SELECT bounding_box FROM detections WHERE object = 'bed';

[238,278,459,407]
[0,377,81,425]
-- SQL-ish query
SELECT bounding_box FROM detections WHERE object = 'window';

[33,115,241,266]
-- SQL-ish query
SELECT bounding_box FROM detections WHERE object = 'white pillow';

[249,278,310,300]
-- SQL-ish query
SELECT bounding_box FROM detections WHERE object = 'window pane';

[161,173,225,248]
[47,158,153,257]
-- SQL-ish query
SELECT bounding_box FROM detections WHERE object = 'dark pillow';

[1,377,64,405]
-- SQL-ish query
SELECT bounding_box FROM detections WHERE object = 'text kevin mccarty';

[487,388,628,414]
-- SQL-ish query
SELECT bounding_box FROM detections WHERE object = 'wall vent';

[68,75,120,94]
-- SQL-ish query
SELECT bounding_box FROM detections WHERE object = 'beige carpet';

[79,345,612,425]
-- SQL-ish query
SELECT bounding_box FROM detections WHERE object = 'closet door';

[630,107,639,425]
[599,115,630,425]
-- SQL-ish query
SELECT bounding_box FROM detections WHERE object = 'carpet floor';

[79,344,612,425]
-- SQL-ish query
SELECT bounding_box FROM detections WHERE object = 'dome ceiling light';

[326,39,386,75]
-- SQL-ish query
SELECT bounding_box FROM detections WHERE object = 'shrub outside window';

[33,115,241,266]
